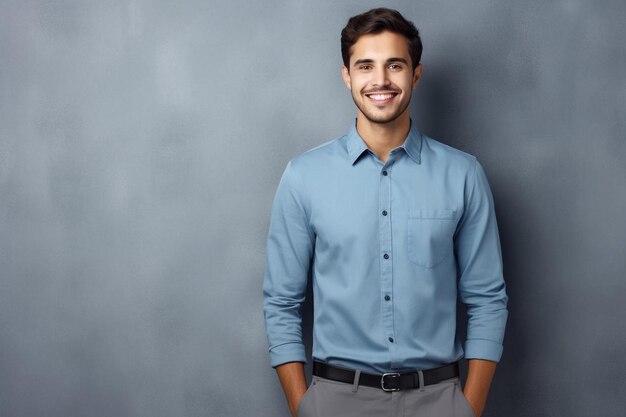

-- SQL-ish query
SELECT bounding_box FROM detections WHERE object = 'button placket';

[379,162,395,351]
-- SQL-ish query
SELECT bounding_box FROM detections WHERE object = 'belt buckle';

[381,372,401,392]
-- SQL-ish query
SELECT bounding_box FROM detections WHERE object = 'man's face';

[341,31,422,124]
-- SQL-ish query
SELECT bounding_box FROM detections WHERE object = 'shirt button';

[388,337,394,343]
[382,170,388,176]
[382,210,388,216]
[384,295,391,301]
[383,253,389,259]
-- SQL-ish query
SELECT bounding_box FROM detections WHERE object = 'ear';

[341,65,352,91]
[412,63,423,90]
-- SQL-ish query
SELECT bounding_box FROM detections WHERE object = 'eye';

[389,64,402,70]
[359,65,372,71]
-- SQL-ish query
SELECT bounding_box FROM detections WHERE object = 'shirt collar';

[345,118,423,165]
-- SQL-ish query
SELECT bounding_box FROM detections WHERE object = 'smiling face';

[341,30,422,125]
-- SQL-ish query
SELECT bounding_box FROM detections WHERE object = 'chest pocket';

[407,208,457,269]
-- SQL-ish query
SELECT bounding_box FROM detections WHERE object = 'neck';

[355,111,411,163]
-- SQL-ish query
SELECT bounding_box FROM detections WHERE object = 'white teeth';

[369,94,395,100]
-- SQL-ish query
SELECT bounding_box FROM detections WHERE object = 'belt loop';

[351,369,361,393]
[417,370,425,392]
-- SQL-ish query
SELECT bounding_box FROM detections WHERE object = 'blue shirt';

[263,120,508,373]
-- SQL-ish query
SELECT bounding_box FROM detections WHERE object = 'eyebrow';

[353,57,409,67]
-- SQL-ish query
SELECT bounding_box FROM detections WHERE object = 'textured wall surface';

[1,1,625,416]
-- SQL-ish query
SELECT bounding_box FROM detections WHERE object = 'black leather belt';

[312,360,459,392]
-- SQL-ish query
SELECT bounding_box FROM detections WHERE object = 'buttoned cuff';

[464,339,504,362]
[269,342,307,368]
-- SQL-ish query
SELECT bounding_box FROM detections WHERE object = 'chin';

[363,110,404,124]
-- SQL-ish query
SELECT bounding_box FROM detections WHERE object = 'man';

[263,7,508,417]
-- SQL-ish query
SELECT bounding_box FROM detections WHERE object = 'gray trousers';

[296,374,477,417]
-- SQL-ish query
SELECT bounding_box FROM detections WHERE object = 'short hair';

[341,8,423,71]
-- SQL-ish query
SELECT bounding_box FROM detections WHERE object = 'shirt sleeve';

[455,158,509,362]
[263,159,315,368]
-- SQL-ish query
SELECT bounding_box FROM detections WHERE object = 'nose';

[372,66,391,87]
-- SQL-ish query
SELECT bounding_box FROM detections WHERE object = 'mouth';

[364,91,399,105]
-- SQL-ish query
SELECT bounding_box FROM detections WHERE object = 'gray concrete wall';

[1,1,625,416]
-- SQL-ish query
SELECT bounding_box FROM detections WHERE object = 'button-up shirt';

[263,120,508,373]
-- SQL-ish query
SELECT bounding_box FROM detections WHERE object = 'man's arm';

[263,160,315,413]
[455,158,508,416]
[263,159,314,367]
[275,362,308,417]
[464,359,497,417]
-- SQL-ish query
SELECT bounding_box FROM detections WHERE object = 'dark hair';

[341,8,422,71]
